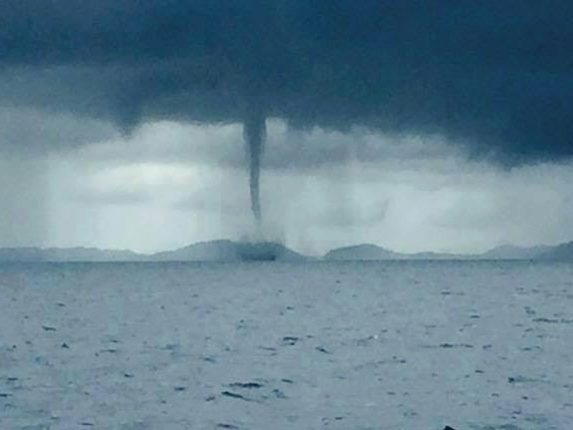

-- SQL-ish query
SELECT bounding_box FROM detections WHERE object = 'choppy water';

[1,261,572,429]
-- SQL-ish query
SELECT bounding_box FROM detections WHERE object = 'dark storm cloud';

[1,1,573,163]
[0,105,117,156]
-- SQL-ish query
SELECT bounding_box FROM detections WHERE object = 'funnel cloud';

[243,102,267,225]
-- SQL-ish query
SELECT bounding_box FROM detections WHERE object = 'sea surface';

[1,261,572,430]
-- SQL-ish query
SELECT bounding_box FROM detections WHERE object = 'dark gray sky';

[1,1,572,254]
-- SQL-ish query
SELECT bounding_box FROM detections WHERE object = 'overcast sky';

[1,2,572,255]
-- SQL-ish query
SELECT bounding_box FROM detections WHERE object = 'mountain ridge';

[323,242,573,261]
[0,240,571,262]
[0,241,306,262]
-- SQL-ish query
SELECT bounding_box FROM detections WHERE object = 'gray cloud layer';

[1,1,573,164]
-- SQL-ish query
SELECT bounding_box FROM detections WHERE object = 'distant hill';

[478,244,552,260]
[538,242,573,260]
[324,244,465,261]
[235,241,307,261]
[0,241,306,262]
[1,240,572,262]
[324,244,402,260]
[323,242,573,261]
[151,240,239,261]
[0,247,142,262]
[151,240,306,262]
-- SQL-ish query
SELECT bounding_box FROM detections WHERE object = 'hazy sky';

[1,2,572,255]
